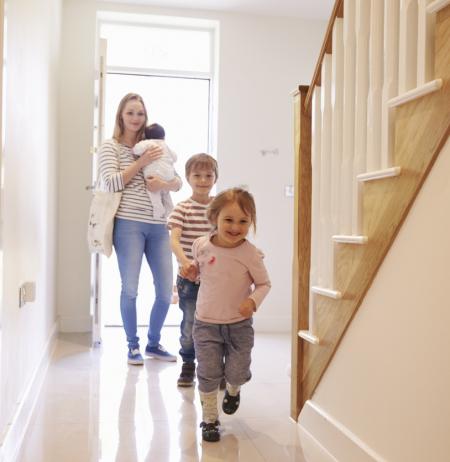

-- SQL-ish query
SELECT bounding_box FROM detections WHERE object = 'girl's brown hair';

[207,187,257,232]
[113,93,148,142]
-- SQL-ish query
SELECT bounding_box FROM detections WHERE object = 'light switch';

[285,185,294,197]
[19,282,36,308]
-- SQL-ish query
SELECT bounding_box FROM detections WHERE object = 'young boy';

[168,153,218,386]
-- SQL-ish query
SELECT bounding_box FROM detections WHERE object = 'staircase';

[291,0,450,419]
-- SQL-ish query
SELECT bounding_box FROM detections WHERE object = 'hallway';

[17,327,307,461]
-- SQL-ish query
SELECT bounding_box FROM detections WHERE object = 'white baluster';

[319,54,333,288]
[331,18,344,288]
[398,0,419,93]
[340,0,357,236]
[352,0,370,235]
[381,0,400,168]
[366,0,384,173]
[309,86,322,334]
[417,0,435,85]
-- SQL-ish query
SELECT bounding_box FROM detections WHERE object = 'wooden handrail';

[304,0,344,110]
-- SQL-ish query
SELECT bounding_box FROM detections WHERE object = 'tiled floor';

[17,326,308,462]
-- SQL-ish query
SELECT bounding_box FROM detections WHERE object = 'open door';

[90,38,107,347]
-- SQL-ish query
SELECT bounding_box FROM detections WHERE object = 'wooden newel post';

[290,85,312,420]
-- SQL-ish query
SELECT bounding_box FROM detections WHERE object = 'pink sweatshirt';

[192,234,271,324]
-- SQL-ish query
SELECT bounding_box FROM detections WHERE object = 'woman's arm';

[122,145,162,186]
[99,140,163,191]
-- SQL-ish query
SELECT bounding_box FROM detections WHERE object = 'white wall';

[0,0,61,446]
[57,1,326,332]
[300,138,450,461]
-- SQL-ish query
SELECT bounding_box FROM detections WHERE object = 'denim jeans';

[176,275,199,363]
[113,218,173,350]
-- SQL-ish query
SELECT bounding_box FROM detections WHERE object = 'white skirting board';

[0,322,58,462]
[298,400,387,462]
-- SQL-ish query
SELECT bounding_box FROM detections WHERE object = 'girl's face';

[213,201,252,248]
[121,100,146,135]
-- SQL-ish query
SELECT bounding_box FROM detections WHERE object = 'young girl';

[182,187,271,442]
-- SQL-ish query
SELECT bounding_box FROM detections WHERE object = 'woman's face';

[121,100,146,135]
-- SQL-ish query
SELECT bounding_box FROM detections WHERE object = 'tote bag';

[87,189,122,257]
[87,143,122,257]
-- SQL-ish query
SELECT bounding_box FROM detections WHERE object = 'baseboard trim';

[0,322,58,462]
[298,400,387,462]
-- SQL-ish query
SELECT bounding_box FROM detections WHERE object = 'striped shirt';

[167,198,214,261]
[98,138,168,224]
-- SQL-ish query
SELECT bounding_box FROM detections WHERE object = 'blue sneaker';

[128,348,144,365]
[145,344,177,362]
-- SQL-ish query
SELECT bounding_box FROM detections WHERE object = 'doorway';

[93,15,217,338]
[101,73,212,326]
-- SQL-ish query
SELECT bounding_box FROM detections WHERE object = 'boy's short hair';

[185,153,218,180]
[145,123,165,140]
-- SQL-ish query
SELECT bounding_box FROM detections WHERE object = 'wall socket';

[19,282,36,308]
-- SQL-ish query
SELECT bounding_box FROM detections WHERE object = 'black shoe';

[200,420,220,442]
[219,377,226,390]
[222,390,240,415]
[177,362,195,387]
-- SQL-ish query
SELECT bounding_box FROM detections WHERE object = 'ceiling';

[100,0,335,20]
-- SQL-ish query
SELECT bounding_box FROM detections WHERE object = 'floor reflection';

[17,327,306,462]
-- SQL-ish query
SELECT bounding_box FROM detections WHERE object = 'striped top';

[167,198,214,261]
[98,138,167,224]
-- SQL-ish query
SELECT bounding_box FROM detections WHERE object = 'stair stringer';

[299,6,450,405]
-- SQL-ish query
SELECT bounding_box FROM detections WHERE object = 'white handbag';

[87,189,122,257]
[87,145,122,257]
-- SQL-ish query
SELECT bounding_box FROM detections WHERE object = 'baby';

[133,123,177,218]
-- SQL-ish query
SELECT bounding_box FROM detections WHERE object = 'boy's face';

[187,167,216,198]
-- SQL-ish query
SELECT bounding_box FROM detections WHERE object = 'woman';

[99,93,181,365]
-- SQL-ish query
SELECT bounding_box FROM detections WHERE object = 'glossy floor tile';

[17,327,308,462]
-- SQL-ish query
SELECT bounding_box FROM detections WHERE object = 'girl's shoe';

[222,390,240,414]
[200,420,220,442]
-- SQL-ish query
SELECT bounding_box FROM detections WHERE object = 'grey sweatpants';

[193,318,254,393]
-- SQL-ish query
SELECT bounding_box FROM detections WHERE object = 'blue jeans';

[113,218,173,350]
[176,275,199,363]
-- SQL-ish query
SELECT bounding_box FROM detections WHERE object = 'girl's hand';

[180,263,198,281]
[239,298,256,318]
[138,145,163,168]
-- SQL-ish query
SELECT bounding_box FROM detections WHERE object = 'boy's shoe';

[222,390,240,415]
[177,362,195,387]
[219,377,226,390]
[128,348,144,365]
[200,420,220,442]
[145,344,177,362]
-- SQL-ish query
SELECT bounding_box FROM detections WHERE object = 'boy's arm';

[169,227,191,270]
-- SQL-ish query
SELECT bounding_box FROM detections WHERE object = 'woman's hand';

[137,145,163,168]
[146,175,182,192]
[239,298,256,318]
